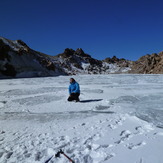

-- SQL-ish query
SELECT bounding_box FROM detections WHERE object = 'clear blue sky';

[1,0,163,61]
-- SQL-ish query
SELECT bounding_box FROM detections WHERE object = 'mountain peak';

[0,37,30,52]
[75,48,84,55]
[1,36,163,78]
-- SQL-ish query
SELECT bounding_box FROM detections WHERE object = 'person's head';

[70,78,75,84]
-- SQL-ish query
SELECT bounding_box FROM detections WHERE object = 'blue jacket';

[69,82,80,94]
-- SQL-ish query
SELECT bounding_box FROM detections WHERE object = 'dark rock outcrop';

[0,40,11,61]
[1,63,16,77]
[56,48,103,74]
[103,56,133,68]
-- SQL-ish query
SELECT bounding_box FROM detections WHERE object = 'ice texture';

[0,74,163,163]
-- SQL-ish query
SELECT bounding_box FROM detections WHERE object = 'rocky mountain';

[54,48,103,74]
[103,56,133,71]
[0,37,131,78]
[0,37,65,78]
[129,52,163,74]
[55,48,131,75]
[1,36,163,78]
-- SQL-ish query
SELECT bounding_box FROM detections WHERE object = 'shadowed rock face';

[130,52,163,74]
[1,36,163,78]
[0,39,15,76]
[0,40,11,61]
[0,37,133,78]
[1,63,16,77]
[0,37,64,78]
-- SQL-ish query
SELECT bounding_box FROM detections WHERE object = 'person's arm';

[73,83,79,93]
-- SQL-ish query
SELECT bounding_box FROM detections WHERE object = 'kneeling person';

[68,78,80,102]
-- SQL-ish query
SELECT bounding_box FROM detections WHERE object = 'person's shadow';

[80,99,103,103]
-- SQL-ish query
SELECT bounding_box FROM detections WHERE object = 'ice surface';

[0,74,163,163]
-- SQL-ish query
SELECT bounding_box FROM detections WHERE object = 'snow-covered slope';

[0,37,65,78]
[0,37,29,52]
[0,37,132,78]
[0,74,163,163]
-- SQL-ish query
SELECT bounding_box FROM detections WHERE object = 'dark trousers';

[68,93,80,102]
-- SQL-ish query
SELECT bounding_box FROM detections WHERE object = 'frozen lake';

[1,74,163,127]
[0,74,163,163]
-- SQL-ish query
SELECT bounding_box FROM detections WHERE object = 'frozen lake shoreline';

[0,74,163,163]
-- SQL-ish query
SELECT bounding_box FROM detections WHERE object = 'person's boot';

[75,97,80,102]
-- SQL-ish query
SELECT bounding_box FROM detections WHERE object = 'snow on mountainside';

[3,36,163,78]
[0,37,132,78]
[0,37,65,78]
[55,48,132,75]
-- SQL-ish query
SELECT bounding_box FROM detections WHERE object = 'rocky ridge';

[130,52,163,74]
[0,37,163,78]
[0,37,65,78]
[0,37,131,78]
